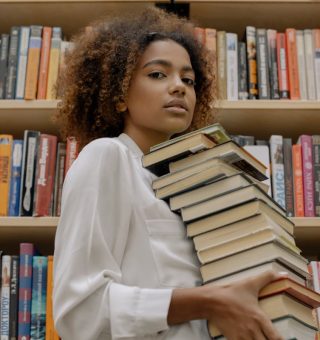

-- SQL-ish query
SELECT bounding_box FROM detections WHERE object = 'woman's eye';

[149,72,166,79]
[183,78,196,86]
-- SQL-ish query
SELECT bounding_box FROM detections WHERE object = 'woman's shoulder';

[82,137,129,155]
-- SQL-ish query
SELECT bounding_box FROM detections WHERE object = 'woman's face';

[124,39,196,140]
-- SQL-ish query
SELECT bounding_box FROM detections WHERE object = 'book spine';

[238,41,249,100]
[246,26,258,99]
[5,27,19,99]
[256,28,270,99]
[19,131,40,216]
[286,28,300,99]
[1,255,11,340]
[46,27,61,100]
[217,31,227,99]
[0,34,10,99]
[269,135,286,210]
[276,33,290,99]
[64,137,79,178]
[303,29,316,100]
[18,243,34,340]
[295,30,308,100]
[37,27,52,99]
[267,29,280,99]
[9,255,19,340]
[299,135,315,217]
[292,144,305,217]
[312,135,320,217]
[193,27,205,46]
[0,135,13,216]
[24,26,42,100]
[313,29,320,100]
[283,138,294,217]
[8,140,23,216]
[33,135,57,216]
[53,143,66,217]
[30,257,47,340]
[226,33,238,100]
[15,27,30,99]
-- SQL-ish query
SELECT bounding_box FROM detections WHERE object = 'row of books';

[0,244,59,339]
[0,132,79,217]
[195,26,320,101]
[0,26,74,100]
[142,123,320,339]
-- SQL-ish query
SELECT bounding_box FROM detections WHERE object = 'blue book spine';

[30,256,47,340]
[8,140,23,216]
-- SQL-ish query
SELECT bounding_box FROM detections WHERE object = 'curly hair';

[54,6,216,148]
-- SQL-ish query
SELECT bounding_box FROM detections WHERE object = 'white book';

[269,135,286,210]
[296,30,308,100]
[226,32,238,100]
[303,29,316,100]
[312,29,320,100]
[15,26,30,99]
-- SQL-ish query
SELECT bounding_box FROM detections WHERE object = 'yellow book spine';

[0,135,13,216]
[46,48,60,100]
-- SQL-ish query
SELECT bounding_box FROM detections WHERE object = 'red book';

[33,134,57,216]
[64,136,79,178]
[292,144,304,217]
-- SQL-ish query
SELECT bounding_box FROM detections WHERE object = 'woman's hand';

[202,270,287,340]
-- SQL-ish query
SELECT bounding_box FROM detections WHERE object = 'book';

[292,143,305,217]
[149,122,231,153]
[296,30,308,100]
[142,133,216,176]
[169,140,267,181]
[0,255,11,340]
[312,135,320,216]
[64,136,79,177]
[30,256,48,340]
[181,184,286,223]
[304,29,316,100]
[9,255,19,340]
[266,29,280,99]
[226,32,238,100]
[5,27,19,99]
[169,172,268,211]
[246,26,258,99]
[216,31,227,100]
[53,142,66,217]
[192,213,295,252]
[20,130,40,216]
[237,41,248,100]
[33,134,58,216]
[286,28,300,99]
[256,28,270,99]
[197,227,300,265]
[204,259,309,286]
[276,32,290,99]
[0,135,13,216]
[313,29,320,100]
[283,138,294,216]
[186,198,294,238]
[0,34,10,99]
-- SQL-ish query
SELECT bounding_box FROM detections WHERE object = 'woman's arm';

[168,270,286,340]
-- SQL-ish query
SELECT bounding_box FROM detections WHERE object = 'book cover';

[1,255,11,340]
[30,256,48,340]
[276,33,290,99]
[53,142,66,217]
[0,135,13,216]
[15,26,30,99]
[33,134,58,217]
[5,27,19,99]
[0,34,10,99]
[292,144,305,217]
[64,136,79,178]
[256,28,270,99]
[304,29,316,100]
[266,29,280,99]
[18,243,34,340]
[246,26,258,99]
[226,32,238,100]
[217,31,227,99]
[238,41,248,100]
[283,138,294,217]
[312,135,320,216]
[8,140,23,216]
[286,28,300,100]
[296,30,308,100]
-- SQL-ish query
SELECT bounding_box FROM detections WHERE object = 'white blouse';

[53,133,211,340]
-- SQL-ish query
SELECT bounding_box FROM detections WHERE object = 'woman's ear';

[116,102,128,113]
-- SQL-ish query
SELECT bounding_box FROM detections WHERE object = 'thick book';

[181,184,286,223]
[1,255,11,340]
[203,259,309,286]
[169,172,268,211]
[149,122,231,153]
[256,28,270,99]
[142,133,216,176]
[18,243,35,340]
[53,142,66,217]
[8,140,23,216]
[33,134,58,216]
[9,255,19,340]
[0,134,13,216]
[19,130,40,216]
[169,140,267,181]
[30,256,48,340]
[196,227,300,265]
[192,213,295,252]
[186,198,294,238]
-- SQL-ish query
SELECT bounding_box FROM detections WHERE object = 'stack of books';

[142,123,320,339]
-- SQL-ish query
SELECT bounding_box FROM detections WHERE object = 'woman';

[53,7,285,340]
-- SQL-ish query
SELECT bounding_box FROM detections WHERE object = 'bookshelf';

[1,0,320,259]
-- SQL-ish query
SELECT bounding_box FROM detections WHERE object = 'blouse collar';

[118,133,144,158]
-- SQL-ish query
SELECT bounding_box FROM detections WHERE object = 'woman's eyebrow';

[142,59,194,73]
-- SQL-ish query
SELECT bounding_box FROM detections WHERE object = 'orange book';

[0,135,13,216]
[286,28,300,100]
[24,25,42,100]
[292,144,304,217]
[45,256,60,340]
[37,26,52,99]
[64,136,79,178]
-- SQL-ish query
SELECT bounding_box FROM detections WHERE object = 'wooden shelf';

[183,0,320,36]
[0,1,163,39]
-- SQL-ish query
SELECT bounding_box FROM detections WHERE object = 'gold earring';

[116,102,127,113]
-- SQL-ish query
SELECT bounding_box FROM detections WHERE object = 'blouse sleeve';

[53,140,173,339]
